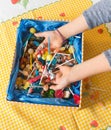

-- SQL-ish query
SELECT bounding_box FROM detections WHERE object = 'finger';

[52,68,60,74]
[50,84,64,91]
[38,42,46,49]
[57,66,67,72]
[51,73,62,85]
[34,32,45,38]
[36,41,47,52]
[55,71,62,79]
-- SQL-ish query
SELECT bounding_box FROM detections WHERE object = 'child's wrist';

[55,29,66,42]
[67,66,78,83]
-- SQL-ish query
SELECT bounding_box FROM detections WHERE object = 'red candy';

[73,94,80,105]
[12,21,18,26]
[59,126,66,130]
[59,12,65,17]
[28,75,41,83]
[90,120,98,127]
[28,88,34,94]
[45,76,51,83]
[41,66,45,70]
[37,50,42,55]
[38,16,42,19]
[55,89,64,98]
[97,28,103,34]
[11,0,19,4]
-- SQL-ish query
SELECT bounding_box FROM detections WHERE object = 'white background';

[0,0,100,22]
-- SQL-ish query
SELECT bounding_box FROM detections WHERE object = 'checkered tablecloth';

[0,0,111,129]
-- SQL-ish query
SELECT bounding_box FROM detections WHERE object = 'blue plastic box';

[7,19,83,107]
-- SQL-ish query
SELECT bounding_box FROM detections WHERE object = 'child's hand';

[34,30,64,51]
[50,66,72,90]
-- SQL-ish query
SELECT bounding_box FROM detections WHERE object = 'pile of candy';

[15,27,80,105]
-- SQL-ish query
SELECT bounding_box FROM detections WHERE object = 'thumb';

[50,77,68,91]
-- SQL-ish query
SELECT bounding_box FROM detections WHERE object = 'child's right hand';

[50,66,72,90]
[34,30,65,51]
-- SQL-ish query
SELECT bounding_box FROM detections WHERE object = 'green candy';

[43,89,55,98]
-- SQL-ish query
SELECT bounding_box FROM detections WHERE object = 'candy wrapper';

[7,19,83,107]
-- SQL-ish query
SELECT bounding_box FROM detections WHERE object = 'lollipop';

[23,27,36,56]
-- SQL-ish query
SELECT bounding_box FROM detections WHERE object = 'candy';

[11,0,20,4]
[23,28,36,56]
[59,12,65,17]
[19,70,28,76]
[28,75,41,84]
[90,120,98,127]
[68,45,75,54]
[47,53,57,69]
[28,48,34,70]
[43,84,49,91]
[28,87,34,94]
[23,82,30,89]
[43,89,55,98]
[63,90,70,98]
[38,16,42,19]
[97,28,103,34]
[15,30,81,104]
[48,70,55,80]
[12,21,18,26]
[74,94,80,105]
[15,77,24,89]
[59,126,66,130]
[55,89,64,98]
[59,47,66,51]
[28,48,34,54]
[69,88,80,105]
[25,64,30,69]
[35,70,39,76]
[29,28,36,34]
[46,54,53,61]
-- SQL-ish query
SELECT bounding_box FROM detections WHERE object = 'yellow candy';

[44,51,48,56]
[68,46,75,54]
[60,47,65,51]
[23,82,30,89]
[42,51,49,60]
[33,52,36,59]
[29,28,36,34]
[42,54,46,60]
[46,54,53,61]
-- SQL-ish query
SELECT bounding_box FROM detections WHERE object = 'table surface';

[0,0,111,130]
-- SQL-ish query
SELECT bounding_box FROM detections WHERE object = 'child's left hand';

[50,66,72,90]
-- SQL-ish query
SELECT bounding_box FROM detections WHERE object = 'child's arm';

[58,0,111,38]
[34,15,88,50]
[50,53,111,90]
[35,0,111,47]
[34,0,111,90]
